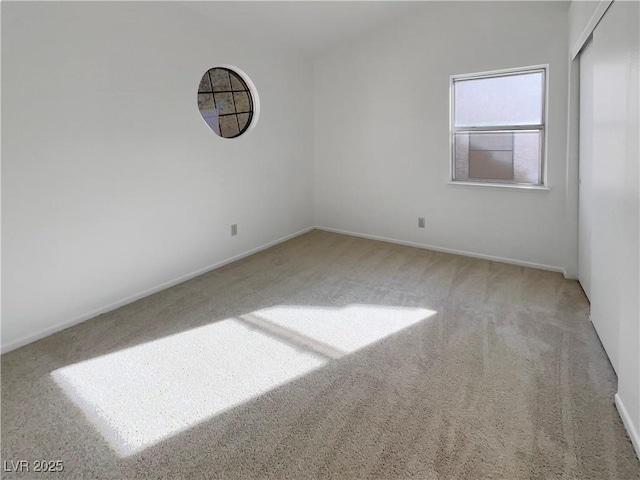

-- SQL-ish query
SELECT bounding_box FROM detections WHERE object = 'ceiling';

[181,1,433,59]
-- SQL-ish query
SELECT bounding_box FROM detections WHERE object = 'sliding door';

[578,0,639,373]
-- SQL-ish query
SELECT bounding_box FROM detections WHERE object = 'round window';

[197,67,255,138]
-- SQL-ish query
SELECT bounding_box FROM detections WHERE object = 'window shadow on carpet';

[51,304,436,457]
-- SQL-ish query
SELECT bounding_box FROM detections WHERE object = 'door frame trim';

[571,0,613,59]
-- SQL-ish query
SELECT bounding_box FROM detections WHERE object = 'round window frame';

[197,65,260,139]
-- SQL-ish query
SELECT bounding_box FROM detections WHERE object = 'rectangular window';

[450,66,547,187]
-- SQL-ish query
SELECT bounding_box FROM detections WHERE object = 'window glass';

[197,67,254,138]
[454,131,541,184]
[454,71,543,127]
[451,67,546,186]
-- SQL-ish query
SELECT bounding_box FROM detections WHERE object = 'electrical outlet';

[231,224,238,236]
[418,217,425,228]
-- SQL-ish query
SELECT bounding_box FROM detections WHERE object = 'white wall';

[616,0,640,452]
[617,0,640,451]
[1,2,314,351]
[314,1,572,274]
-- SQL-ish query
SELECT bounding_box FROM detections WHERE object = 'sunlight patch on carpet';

[248,304,435,354]
[51,304,436,457]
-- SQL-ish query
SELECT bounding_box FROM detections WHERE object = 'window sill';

[447,181,551,191]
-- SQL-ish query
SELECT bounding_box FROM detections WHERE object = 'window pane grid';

[452,125,544,132]
[197,67,254,139]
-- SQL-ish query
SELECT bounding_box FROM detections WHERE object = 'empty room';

[2,1,639,478]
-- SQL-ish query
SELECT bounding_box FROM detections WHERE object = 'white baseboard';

[0,225,570,354]
[315,226,567,276]
[615,393,640,460]
[1,227,314,354]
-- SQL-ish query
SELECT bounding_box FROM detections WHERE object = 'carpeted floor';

[2,230,639,479]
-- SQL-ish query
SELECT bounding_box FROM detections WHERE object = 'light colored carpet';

[2,230,639,479]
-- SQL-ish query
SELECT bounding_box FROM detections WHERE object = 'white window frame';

[449,65,549,190]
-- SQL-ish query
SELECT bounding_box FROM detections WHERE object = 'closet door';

[579,0,636,373]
